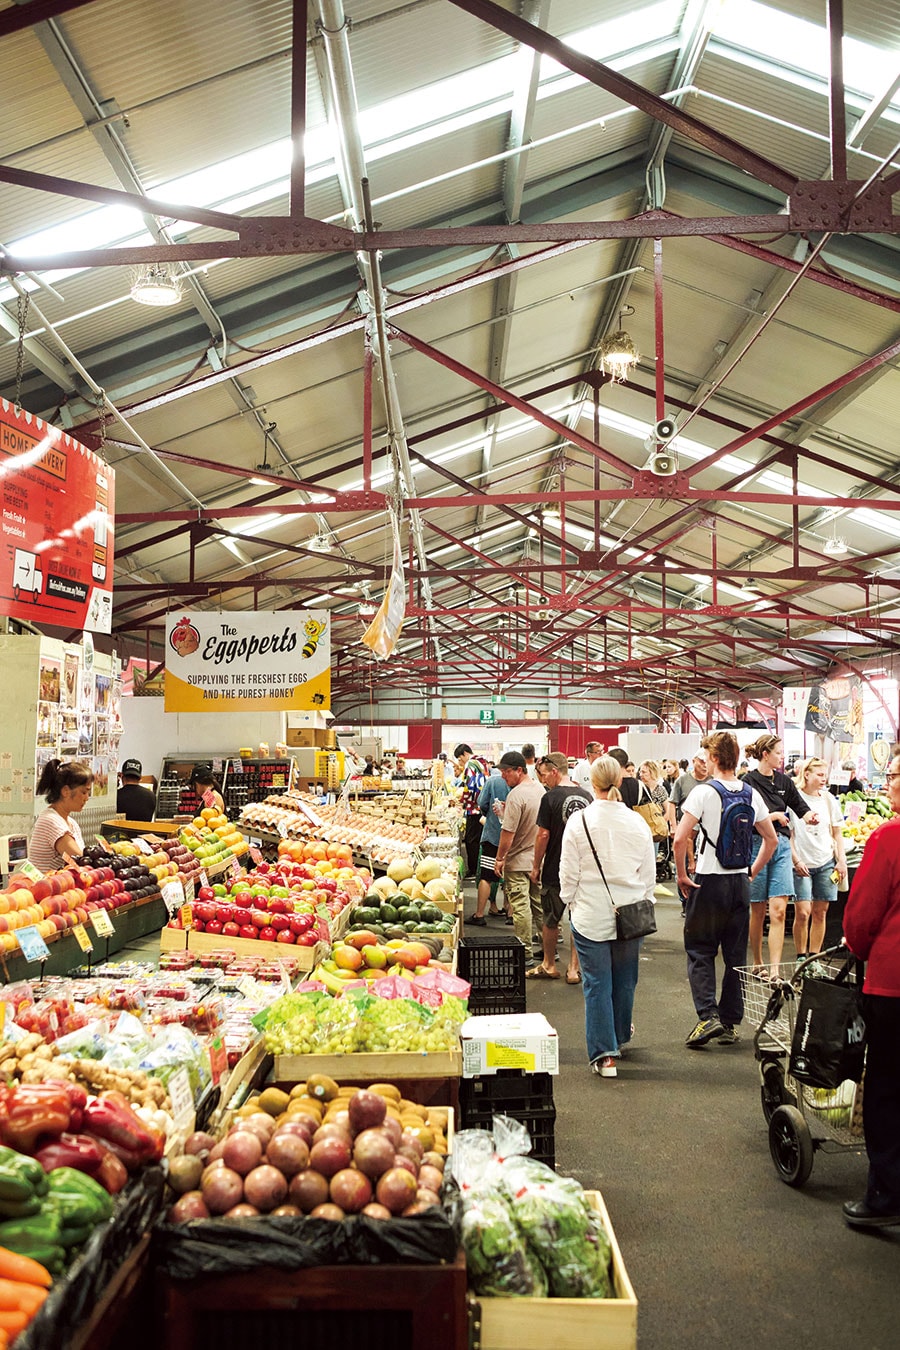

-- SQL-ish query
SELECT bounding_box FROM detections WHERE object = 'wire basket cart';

[737,946,866,1188]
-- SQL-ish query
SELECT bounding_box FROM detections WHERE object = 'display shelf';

[222,756,295,821]
[159,926,328,970]
[0,893,168,981]
[474,1191,637,1350]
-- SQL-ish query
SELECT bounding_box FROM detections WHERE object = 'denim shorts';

[793,861,838,904]
[749,832,794,903]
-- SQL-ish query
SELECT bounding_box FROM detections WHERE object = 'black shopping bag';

[788,959,866,1089]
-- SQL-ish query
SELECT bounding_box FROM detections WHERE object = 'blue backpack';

[697,780,755,870]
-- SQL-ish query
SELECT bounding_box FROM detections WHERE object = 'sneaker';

[466,914,487,927]
[686,1016,725,1048]
[717,1025,739,1046]
[505,913,514,925]
[591,1057,617,1078]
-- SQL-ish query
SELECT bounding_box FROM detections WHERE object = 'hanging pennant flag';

[361,510,405,660]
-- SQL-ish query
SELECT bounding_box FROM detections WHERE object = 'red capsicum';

[60,1083,87,1133]
[83,1092,165,1163]
[34,1133,106,1176]
[94,1149,128,1195]
[0,1084,71,1153]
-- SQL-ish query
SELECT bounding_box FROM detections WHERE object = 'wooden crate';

[274,1049,462,1082]
[159,926,327,970]
[158,1249,468,1350]
[475,1191,637,1350]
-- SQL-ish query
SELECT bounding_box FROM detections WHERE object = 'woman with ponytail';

[29,758,94,871]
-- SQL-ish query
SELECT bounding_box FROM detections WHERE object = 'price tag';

[89,909,115,938]
[134,836,154,855]
[276,820,289,839]
[160,878,186,915]
[208,1037,228,1085]
[0,1003,6,1039]
[198,868,209,889]
[72,923,93,953]
[17,860,43,882]
[249,846,263,865]
[179,903,194,930]
[295,800,323,828]
[183,877,196,907]
[272,773,285,789]
[168,1066,194,1127]
[202,788,216,808]
[229,856,242,880]
[16,926,51,963]
[277,960,293,994]
[844,800,865,824]
[231,759,244,775]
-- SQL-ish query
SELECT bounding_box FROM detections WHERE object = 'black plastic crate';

[459,1101,557,1171]
[460,1069,555,1115]
[457,933,527,996]
[466,990,527,1018]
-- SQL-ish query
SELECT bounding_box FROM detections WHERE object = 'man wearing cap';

[571,742,604,792]
[528,753,590,981]
[492,751,545,965]
[117,760,156,820]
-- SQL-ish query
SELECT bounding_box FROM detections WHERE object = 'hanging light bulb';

[598,306,639,382]
[130,264,182,307]
[307,533,333,553]
[823,535,848,556]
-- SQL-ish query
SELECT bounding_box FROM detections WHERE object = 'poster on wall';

[804,677,864,744]
[0,401,114,634]
[164,610,331,712]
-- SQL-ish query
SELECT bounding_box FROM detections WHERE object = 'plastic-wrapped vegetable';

[461,1190,547,1296]
[498,1150,611,1299]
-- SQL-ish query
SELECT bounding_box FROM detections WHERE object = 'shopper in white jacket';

[559,755,656,1079]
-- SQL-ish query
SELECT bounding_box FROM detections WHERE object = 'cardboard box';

[460,1012,559,1077]
[286,728,336,748]
[476,1190,637,1350]
[286,711,332,729]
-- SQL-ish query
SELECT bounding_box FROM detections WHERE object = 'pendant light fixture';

[598,305,639,382]
[130,264,182,307]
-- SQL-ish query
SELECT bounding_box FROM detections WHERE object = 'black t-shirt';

[536,784,591,886]
[117,782,157,820]
[743,768,809,837]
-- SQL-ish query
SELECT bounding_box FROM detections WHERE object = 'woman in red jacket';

[842,746,900,1228]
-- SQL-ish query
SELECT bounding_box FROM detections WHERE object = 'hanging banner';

[0,401,114,633]
[361,513,405,660]
[782,686,811,727]
[804,677,863,744]
[165,610,330,712]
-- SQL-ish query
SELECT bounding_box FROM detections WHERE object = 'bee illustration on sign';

[301,618,326,659]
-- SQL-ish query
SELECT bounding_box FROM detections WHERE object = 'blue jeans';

[570,924,641,1063]
[683,871,750,1026]
[793,861,838,903]
[749,832,793,903]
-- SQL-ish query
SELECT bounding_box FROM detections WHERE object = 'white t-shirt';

[789,789,842,869]
[571,759,593,792]
[682,779,768,875]
[29,808,84,873]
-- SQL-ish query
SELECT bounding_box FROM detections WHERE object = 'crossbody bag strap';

[581,813,615,904]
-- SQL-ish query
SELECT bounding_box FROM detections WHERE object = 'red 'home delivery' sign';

[0,401,114,634]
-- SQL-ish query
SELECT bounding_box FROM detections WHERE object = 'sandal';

[487,906,502,916]
[565,971,581,985]
[526,965,560,980]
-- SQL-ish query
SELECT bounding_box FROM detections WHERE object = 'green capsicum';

[0,1145,49,1203]
[0,1210,66,1274]
[45,1167,113,1229]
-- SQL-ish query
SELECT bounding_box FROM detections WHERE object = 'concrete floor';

[466,880,898,1350]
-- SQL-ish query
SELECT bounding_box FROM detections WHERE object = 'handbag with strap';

[580,814,657,941]
[633,789,669,842]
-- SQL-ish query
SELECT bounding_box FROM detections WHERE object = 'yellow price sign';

[72,923,93,953]
[180,903,194,930]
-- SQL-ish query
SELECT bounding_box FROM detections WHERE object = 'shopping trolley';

[737,947,866,1188]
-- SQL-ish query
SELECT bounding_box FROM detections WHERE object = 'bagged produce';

[451,1116,612,1300]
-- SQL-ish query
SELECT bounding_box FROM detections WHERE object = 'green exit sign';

[479,709,496,725]
[491,693,507,704]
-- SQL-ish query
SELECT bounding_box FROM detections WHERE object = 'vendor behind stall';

[30,758,93,871]
[117,758,156,820]
[190,761,225,813]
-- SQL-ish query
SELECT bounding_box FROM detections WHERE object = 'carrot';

[0,1311,28,1335]
[0,1248,51,1289]
[0,1281,46,1314]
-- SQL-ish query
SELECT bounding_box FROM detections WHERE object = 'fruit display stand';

[1,892,169,980]
[159,926,330,971]
[472,1191,637,1350]
[273,1049,463,1090]
[156,1248,469,1350]
[101,817,182,841]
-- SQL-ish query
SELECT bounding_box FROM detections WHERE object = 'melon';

[415,856,443,884]
[386,857,414,883]
[398,877,426,900]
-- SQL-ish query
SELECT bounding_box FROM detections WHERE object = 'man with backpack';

[674,733,778,1049]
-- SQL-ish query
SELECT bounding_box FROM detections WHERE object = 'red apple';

[239,925,257,941]
[205,919,223,936]
[276,929,296,944]
[222,922,241,937]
